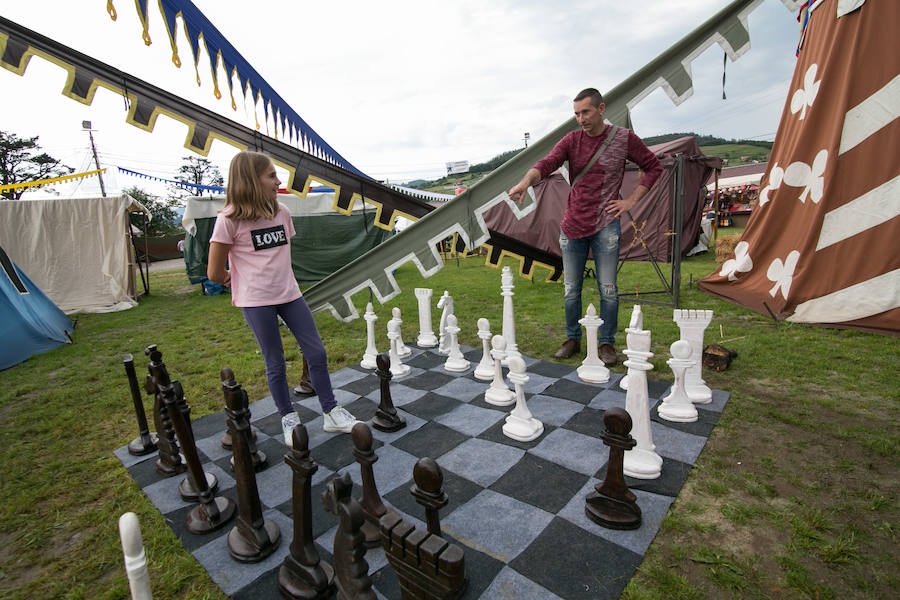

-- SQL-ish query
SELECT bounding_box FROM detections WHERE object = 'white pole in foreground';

[119,512,153,600]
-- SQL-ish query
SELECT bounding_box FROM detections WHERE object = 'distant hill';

[642,132,772,150]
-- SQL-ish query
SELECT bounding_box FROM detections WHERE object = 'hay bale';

[715,234,742,263]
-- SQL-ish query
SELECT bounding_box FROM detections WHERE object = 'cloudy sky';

[1,0,801,197]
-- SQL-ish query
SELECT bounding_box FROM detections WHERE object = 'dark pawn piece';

[372,353,406,432]
[293,356,316,396]
[322,473,377,600]
[411,457,448,537]
[223,368,281,562]
[144,345,185,477]
[278,423,335,599]
[219,368,266,470]
[352,422,393,548]
[585,407,642,530]
[123,354,157,455]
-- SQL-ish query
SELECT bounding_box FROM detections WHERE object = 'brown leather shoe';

[554,338,580,359]
[599,343,617,366]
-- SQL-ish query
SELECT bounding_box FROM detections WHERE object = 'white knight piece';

[437,290,454,355]
[390,306,412,358]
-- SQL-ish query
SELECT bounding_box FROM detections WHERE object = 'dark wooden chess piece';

[293,356,316,396]
[123,353,157,455]
[219,368,266,470]
[372,353,406,432]
[278,423,336,599]
[224,367,281,562]
[585,407,642,530]
[321,473,377,600]
[351,422,393,548]
[144,345,185,477]
[379,457,466,600]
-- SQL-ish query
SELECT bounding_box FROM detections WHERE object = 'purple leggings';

[242,297,336,416]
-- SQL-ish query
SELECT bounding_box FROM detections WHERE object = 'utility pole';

[82,120,107,197]
[523,132,530,148]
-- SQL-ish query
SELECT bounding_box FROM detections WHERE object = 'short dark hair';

[574,88,603,107]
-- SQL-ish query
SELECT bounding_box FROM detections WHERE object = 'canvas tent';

[1,245,72,370]
[699,0,899,336]
[181,191,393,286]
[0,195,149,313]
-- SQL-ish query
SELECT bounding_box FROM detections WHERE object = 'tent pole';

[672,154,684,307]
[712,170,720,245]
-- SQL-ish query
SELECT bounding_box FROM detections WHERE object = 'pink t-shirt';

[210,202,301,307]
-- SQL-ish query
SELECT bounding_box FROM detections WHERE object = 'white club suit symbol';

[790,63,820,120]
[767,250,800,300]
[720,241,753,281]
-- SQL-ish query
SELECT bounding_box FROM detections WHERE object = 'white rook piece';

[473,318,495,380]
[485,335,515,406]
[658,340,699,423]
[415,288,437,347]
[360,301,378,370]
[576,303,610,383]
[119,512,153,600]
[621,305,662,480]
[443,314,470,372]
[387,319,411,378]
[502,355,544,442]
[620,305,643,391]
[437,290,454,355]
[391,307,412,358]
[673,309,713,404]
[500,267,521,364]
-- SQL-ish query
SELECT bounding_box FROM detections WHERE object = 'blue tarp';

[1,246,73,370]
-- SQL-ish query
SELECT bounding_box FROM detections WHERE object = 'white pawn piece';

[415,288,438,347]
[387,319,411,378]
[119,512,153,600]
[360,301,379,370]
[658,340,699,423]
[673,309,713,404]
[391,307,412,358]
[621,306,662,480]
[500,267,521,364]
[443,314,470,372]
[437,290,454,355]
[620,305,643,391]
[502,355,544,442]
[576,303,610,383]
[473,318,495,381]
[484,335,515,406]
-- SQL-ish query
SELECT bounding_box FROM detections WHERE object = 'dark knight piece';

[322,473,377,600]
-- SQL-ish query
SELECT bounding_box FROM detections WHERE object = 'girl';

[207,151,358,445]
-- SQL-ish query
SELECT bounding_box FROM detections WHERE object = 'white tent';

[0,195,149,313]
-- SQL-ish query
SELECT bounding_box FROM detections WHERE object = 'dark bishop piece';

[322,473,377,600]
[585,407,642,530]
[380,457,466,600]
[372,353,406,432]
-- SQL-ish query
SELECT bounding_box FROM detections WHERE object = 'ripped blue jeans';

[559,220,620,345]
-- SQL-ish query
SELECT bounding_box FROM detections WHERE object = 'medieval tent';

[699,0,899,336]
[1,245,72,370]
[0,195,150,313]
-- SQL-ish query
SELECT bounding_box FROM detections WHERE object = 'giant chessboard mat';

[115,345,729,599]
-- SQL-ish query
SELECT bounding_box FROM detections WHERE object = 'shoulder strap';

[571,125,619,187]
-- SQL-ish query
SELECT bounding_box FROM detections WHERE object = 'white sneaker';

[323,406,360,433]
[281,411,301,446]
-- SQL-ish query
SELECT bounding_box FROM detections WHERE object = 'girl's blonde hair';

[224,151,278,221]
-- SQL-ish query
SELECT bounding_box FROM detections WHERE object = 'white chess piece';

[621,306,662,479]
[443,314,470,372]
[658,340,699,423]
[500,267,521,364]
[360,301,378,370]
[387,319,411,378]
[415,288,437,347]
[484,335,515,406]
[473,318,494,381]
[119,512,152,600]
[673,309,713,404]
[391,307,412,358]
[502,355,544,442]
[437,290,454,355]
[576,303,610,383]
[620,305,643,391]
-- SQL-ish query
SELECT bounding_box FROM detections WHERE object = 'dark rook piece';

[411,457,448,537]
[144,345,185,477]
[585,406,642,530]
[352,422,393,548]
[123,353,157,455]
[372,353,406,432]
[219,368,266,469]
[278,423,335,599]
[322,473,377,600]
[223,367,281,562]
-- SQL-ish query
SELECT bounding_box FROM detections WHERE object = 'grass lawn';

[0,248,897,599]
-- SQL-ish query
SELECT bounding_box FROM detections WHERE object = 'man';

[508,88,662,364]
